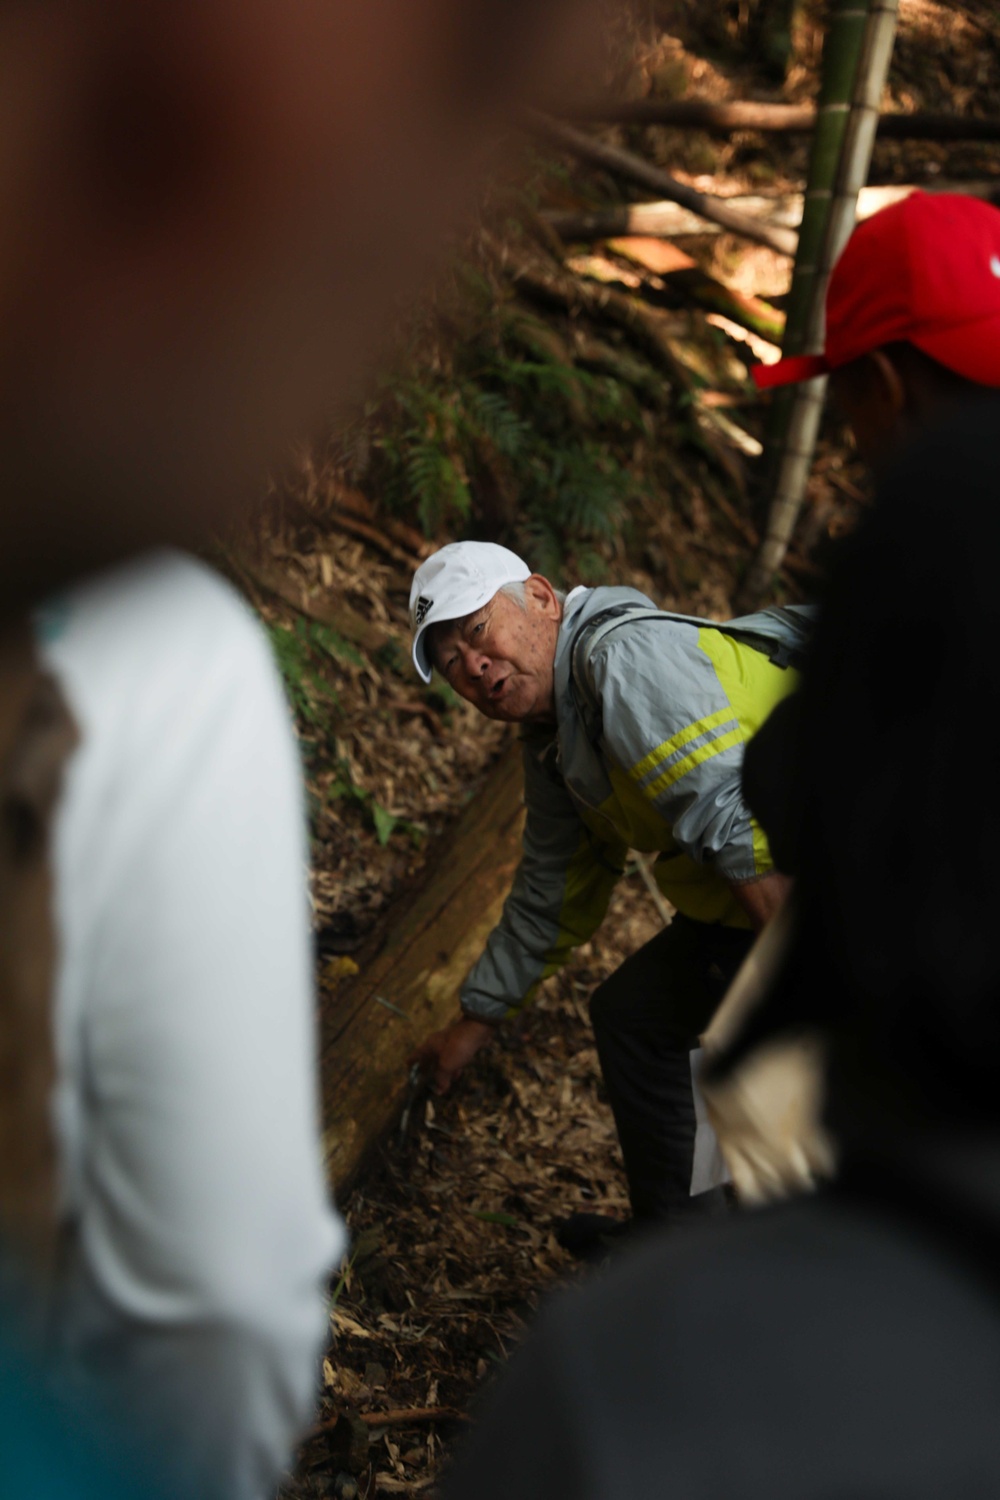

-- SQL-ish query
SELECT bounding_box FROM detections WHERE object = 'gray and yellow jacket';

[460,586,810,1023]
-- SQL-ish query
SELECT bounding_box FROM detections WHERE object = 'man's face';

[432,578,562,723]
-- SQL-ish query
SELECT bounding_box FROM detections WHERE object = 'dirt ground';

[283,877,658,1500]
[262,3,1000,1495]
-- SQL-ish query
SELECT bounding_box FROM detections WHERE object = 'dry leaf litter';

[283,877,658,1500]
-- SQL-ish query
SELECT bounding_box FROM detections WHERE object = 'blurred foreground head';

[0,0,592,619]
[754,193,1000,464]
[737,396,1000,1134]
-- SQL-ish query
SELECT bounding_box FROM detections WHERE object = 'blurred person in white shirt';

[0,2,595,1495]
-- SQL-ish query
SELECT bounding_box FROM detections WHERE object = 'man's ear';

[867,349,907,423]
[831,350,908,466]
[524,574,561,618]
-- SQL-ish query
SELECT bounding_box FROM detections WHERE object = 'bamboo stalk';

[565,98,1000,141]
[738,0,899,610]
[526,112,798,256]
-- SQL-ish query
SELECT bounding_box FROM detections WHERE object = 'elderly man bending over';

[409,543,808,1248]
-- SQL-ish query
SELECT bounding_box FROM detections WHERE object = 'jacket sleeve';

[589,619,768,885]
[460,739,626,1023]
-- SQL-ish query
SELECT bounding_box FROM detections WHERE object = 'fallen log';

[320,742,525,1195]
[508,255,694,390]
[605,236,785,344]
[228,552,403,656]
[527,113,798,256]
[324,486,432,562]
[542,179,1000,244]
[545,196,800,242]
[566,98,1000,141]
[327,510,420,570]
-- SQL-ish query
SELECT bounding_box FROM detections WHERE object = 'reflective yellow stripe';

[644,725,744,799]
[628,707,738,784]
[751,815,774,879]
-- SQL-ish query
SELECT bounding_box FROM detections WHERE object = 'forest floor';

[256,2,1000,1495]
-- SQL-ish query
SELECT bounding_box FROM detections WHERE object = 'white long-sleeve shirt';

[38,550,344,1500]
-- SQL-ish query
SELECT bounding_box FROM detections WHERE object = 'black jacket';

[444,1137,1000,1499]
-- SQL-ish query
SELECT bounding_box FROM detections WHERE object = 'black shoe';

[555,1212,633,1262]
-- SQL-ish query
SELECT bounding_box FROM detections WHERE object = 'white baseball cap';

[409,541,531,683]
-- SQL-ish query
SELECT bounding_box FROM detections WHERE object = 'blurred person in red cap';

[0,3,595,1496]
[754,191,1000,465]
[746,191,1000,871]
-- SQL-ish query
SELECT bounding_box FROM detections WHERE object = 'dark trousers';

[590,915,754,1224]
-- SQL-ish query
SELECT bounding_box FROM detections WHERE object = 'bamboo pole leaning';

[526,112,799,257]
[738,0,899,610]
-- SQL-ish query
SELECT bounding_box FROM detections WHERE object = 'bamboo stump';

[320,743,525,1195]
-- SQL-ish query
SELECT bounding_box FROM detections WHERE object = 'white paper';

[689,1046,732,1196]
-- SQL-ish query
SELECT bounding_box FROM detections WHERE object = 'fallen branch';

[527,112,798,256]
[606,236,785,344]
[328,511,421,570]
[566,98,1000,141]
[545,196,800,243]
[570,331,666,396]
[631,853,673,927]
[357,1408,469,1427]
[386,697,443,736]
[508,255,694,390]
[228,553,402,656]
[327,488,433,561]
[699,471,759,550]
[542,180,1000,245]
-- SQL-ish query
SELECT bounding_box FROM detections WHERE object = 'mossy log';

[319,742,525,1195]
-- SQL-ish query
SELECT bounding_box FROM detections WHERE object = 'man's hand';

[409,1016,496,1094]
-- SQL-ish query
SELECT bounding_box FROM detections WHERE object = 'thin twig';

[359,1408,470,1427]
[632,852,673,927]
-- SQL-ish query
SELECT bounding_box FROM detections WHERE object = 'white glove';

[701,904,836,1206]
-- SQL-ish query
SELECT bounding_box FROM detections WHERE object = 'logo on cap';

[414,595,433,626]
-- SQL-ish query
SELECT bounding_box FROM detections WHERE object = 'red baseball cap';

[753,192,1000,390]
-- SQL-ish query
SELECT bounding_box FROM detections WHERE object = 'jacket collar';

[551,585,656,732]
